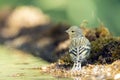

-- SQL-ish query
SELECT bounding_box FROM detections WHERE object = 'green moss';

[90,37,120,64]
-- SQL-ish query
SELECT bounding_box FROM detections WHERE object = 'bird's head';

[66,26,83,38]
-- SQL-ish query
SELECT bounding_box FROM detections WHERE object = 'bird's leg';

[77,61,81,70]
[71,62,77,70]
[74,60,81,70]
[72,59,81,70]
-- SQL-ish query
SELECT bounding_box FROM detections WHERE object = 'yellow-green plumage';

[66,26,91,70]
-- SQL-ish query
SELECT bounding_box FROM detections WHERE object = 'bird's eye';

[71,31,75,33]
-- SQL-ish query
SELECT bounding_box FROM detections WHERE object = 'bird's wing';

[69,47,77,56]
[78,45,90,54]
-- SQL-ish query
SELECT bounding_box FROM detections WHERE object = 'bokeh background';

[0,0,120,35]
[0,1,120,79]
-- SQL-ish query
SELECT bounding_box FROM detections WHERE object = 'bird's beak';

[65,30,69,33]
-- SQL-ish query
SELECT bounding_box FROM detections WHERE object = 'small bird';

[66,26,91,70]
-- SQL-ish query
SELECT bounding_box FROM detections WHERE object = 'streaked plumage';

[66,26,91,70]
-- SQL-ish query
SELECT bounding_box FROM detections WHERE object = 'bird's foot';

[71,65,81,71]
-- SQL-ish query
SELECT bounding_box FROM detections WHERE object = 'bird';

[66,26,91,70]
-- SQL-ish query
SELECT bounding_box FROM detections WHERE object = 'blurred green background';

[0,0,120,36]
